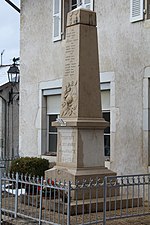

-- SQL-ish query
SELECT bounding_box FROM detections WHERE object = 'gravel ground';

[2,212,150,225]
[2,194,150,224]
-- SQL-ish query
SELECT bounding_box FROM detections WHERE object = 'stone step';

[49,196,143,215]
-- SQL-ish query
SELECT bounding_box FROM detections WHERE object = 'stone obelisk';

[45,8,116,183]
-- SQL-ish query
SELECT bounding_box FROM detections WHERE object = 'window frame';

[70,0,93,10]
[53,0,62,42]
[103,111,110,158]
[47,114,59,155]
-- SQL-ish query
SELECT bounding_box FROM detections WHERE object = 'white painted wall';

[95,0,150,175]
[20,0,150,176]
[20,0,65,156]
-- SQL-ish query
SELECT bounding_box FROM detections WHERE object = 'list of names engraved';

[58,129,76,163]
[65,26,79,78]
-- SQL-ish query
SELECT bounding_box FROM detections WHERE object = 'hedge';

[10,157,49,177]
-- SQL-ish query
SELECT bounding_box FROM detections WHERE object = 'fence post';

[0,169,2,225]
[103,176,107,225]
[67,181,71,225]
[39,176,43,225]
[14,172,19,218]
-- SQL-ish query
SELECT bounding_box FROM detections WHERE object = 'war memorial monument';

[45,7,116,186]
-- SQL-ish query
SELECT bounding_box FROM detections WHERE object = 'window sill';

[44,152,57,157]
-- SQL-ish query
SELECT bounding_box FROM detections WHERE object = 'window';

[45,94,61,156]
[82,0,93,10]
[130,0,150,22]
[71,0,79,10]
[70,0,93,10]
[53,0,94,41]
[101,89,110,158]
[53,0,62,41]
[130,0,144,22]
[47,115,58,155]
[103,112,110,157]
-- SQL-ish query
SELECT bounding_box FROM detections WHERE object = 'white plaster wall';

[95,0,150,175]
[20,0,150,176]
[20,0,65,156]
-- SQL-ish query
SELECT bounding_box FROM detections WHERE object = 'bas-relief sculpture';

[61,81,77,117]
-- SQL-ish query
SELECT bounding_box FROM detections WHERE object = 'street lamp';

[7,57,20,84]
[6,58,20,165]
[0,57,20,170]
[0,62,20,223]
[7,57,20,104]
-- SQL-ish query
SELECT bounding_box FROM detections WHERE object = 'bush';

[10,157,49,177]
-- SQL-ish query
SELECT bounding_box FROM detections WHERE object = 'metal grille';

[0,173,150,225]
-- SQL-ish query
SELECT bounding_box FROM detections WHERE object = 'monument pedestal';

[46,165,116,200]
[46,165,115,184]
[45,120,116,200]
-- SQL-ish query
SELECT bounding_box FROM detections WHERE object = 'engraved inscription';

[58,130,76,163]
[65,27,78,78]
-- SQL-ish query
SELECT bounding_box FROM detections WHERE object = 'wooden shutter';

[53,0,61,41]
[82,0,93,11]
[130,0,144,22]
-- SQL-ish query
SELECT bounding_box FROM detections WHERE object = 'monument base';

[49,196,143,216]
[45,166,116,200]
[45,166,116,183]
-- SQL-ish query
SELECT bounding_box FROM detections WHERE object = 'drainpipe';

[5,0,20,13]
[0,96,7,160]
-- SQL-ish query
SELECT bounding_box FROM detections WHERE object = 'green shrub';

[10,157,49,177]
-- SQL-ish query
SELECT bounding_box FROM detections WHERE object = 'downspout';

[0,96,7,160]
[5,0,20,13]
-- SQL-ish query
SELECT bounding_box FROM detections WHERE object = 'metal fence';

[0,172,150,225]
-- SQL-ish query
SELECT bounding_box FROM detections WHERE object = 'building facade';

[20,0,150,175]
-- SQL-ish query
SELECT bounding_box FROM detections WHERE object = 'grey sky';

[0,0,20,65]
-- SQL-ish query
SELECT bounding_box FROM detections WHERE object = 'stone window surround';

[38,72,115,163]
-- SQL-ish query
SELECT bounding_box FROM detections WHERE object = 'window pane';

[103,112,110,122]
[103,112,110,133]
[49,115,57,132]
[54,16,59,38]
[49,134,57,152]
[71,0,77,9]
[84,0,90,3]
[85,5,90,9]
[54,0,60,14]
[104,135,110,156]
[103,112,110,157]
[47,115,58,154]
[104,126,110,134]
